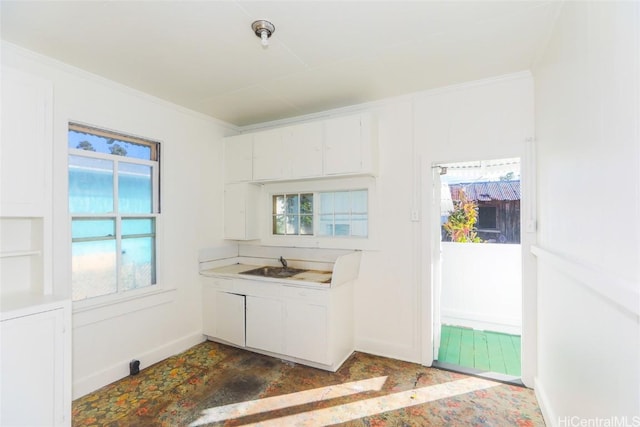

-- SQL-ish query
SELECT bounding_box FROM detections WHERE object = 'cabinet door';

[252,128,285,181]
[284,122,324,179]
[323,114,362,175]
[246,295,284,354]
[224,134,253,182]
[1,308,65,426]
[224,183,260,240]
[202,278,232,337]
[1,67,52,216]
[203,288,245,347]
[284,301,329,364]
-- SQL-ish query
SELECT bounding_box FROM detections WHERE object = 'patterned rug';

[73,341,545,426]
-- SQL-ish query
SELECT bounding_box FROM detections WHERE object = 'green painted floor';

[437,325,521,376]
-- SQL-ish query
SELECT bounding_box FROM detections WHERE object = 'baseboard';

[73,331,205,399]
[534,377,557,427]
[441,309,521,335]
[354,338,420,365]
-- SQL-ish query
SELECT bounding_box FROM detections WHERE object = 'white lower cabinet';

[1,304,69,427]
[246,296,284,354]
[284,302,329,364]
[202,282,246,347]
[214,292,246,347]
[202,276,353,371]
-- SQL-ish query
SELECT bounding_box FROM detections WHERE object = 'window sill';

[72,287,176,329]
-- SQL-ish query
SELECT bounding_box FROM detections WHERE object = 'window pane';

[119,163,152,213]
[72,219,115,239]
[121,236,155,291]
[478,206,497,229]
[319,193,333,214]
[351,190,368,213]
[69,129,152,160]
[335,214,350,236]
[351,214,368,237]
[300,215,313,235]
[69,155,114,213]
[300,194,313,214]
[285,215,299,235]
[334,192,350,213]
[122,218,154,236]
[72,240,117,301]
[318,214,333,236]
[286,194,299,215]
[273,215,285,234]
[273,195,285,215]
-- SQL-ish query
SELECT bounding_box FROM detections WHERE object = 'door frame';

[421,143,537,388]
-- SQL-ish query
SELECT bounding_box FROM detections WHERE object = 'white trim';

[441,309,521,335]
[531,245,640,317]
[534,377,557,427]
[72,330,204,399]
[354,338,421,365]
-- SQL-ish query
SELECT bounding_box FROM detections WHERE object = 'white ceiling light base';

[251,20,275,47]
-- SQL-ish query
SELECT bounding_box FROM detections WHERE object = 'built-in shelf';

[0,216,49,295]
[0,250,42,259]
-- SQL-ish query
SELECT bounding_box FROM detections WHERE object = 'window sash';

[69,149,160,215]
[69,123,160,161]
[69,125,160,302]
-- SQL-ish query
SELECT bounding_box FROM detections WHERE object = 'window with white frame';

[68,123,160,302]
[271,189,368,237]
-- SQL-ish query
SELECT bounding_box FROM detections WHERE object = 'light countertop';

[200,263,333,287]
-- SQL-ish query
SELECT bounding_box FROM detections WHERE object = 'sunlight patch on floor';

[189,376,388,426]
[191,376,499,427]
[237,376,499,426]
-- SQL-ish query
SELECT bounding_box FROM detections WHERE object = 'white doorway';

[430,158,524,382]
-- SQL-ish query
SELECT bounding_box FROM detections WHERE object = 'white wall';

[441,242,522,335]
[533,1,640,424]
[1,43,234,398]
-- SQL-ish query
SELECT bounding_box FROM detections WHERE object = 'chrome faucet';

[279,256,288,269]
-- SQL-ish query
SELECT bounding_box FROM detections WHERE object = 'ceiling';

[0,1,560,127]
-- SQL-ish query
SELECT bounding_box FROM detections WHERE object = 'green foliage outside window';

[443,189,482,243]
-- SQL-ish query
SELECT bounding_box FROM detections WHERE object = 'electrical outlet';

[411,209,420,222]
[129,359,140,375]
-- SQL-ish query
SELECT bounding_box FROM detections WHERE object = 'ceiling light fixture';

[251,20,275,47]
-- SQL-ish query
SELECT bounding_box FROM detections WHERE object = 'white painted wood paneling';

[533,1,640,422]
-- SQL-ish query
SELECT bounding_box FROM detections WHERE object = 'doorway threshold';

[432,360,525,387]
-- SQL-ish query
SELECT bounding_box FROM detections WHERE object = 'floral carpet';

[73,341,545,426]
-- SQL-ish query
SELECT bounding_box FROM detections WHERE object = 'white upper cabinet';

[324,113,376,176]
[223,112,376,183]
[1,67,52,217]
[224,134,253,182]
[284,121,324,179]
[252,128,285,181]
[224,183,260,240]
